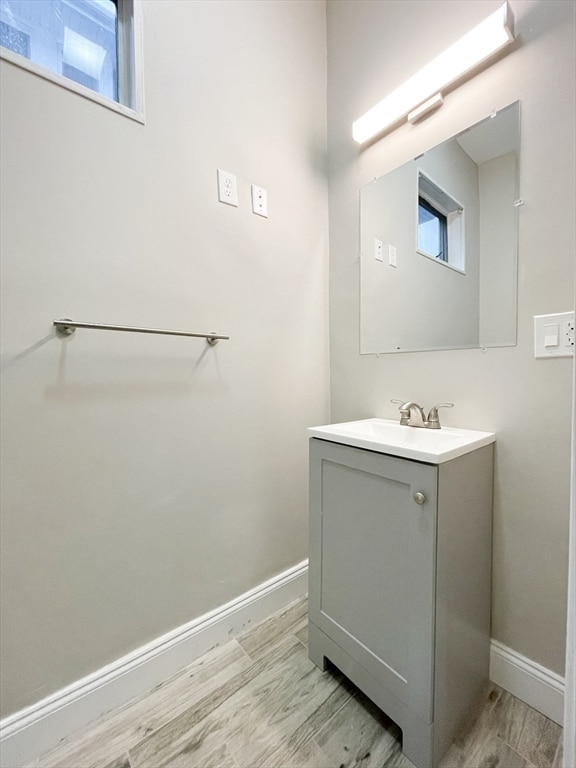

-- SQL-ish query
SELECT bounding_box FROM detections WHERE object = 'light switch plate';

[534,311,575,358]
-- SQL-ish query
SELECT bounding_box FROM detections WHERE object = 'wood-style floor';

[29,597,563,768]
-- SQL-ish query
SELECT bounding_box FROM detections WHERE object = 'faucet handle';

[391,399,410,425]
[426,403,454,429]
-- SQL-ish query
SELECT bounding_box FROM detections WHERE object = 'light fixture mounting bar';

[408,93,444,124]
[352,2,514,144]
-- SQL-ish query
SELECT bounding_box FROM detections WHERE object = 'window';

[0,0,142,120]
[417,172,465,272]
[418,196,448,262]
[0,19,30,58]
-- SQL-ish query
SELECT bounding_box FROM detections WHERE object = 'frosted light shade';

[352,3,514,144]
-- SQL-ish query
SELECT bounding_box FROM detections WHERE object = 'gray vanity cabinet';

[308,437,493,768]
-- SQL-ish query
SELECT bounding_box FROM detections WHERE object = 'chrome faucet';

[391,400,454,429]
[391,400,427,427]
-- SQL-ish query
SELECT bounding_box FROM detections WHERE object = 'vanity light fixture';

[352,2,514,144]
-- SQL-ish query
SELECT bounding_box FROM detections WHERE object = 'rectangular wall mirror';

[360,101,520,354]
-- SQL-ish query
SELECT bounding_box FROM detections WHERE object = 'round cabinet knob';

[414,492,426,505]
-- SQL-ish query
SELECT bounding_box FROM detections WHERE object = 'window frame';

[418,195,448,262]
[0,0,144,123]
[416,170,465,274]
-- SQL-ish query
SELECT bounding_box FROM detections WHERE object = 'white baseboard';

[0,560,309,768]
[490,639,565,725]
[2,575,565,768]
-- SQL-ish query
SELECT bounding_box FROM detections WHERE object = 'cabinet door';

[309,439,437,723]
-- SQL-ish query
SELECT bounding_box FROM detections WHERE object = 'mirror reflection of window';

[417,172,465,272]
[418,197,447,261]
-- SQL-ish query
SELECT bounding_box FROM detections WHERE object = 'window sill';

[0,46,145,125]
[417,249,466,275]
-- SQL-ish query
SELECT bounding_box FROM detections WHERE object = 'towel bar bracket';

[55,320,76,337]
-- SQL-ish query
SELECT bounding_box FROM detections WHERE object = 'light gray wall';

[327,0,574,675]
[0,0,328,717]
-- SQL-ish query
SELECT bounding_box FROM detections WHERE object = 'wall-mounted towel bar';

[53,320,229,345]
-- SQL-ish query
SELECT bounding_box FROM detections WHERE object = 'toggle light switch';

[543,324,559,347]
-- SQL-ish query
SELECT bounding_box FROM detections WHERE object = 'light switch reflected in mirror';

[360,101,520,354]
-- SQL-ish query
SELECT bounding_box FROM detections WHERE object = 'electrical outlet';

[565,319,575,348]
[217,169,238,207]
[251,185,268,217]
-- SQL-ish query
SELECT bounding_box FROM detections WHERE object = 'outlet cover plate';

[217,169,238,207]
[251,185,268,217]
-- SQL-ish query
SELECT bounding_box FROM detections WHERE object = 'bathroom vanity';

[308,419,495,768]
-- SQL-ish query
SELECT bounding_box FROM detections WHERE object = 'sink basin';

[308,418,495,464]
